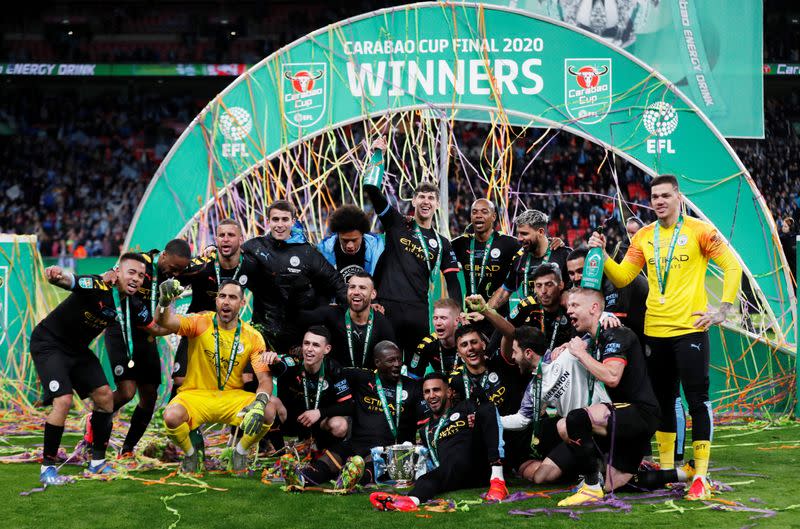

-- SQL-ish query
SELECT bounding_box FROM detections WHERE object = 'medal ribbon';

[215,253,243,285]
[375,373,403,441]
[413,222,443,275]
[548,313,562,353]
[302,362,325,410]
[529,361,543,453]
[111,288,134,366]
[345,308,374,367]
[213,315,242,390]
[150,253,159,316]
[522,246,551,297]
[586,324,603,405]
[653,215,684,299]
[463,370,489,400]
[426,409,451,468]
[439,344,460,374]
[469,232,495,296]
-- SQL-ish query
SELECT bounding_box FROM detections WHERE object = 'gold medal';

[532,436,540,446]
[128,359,135,368]
[659,296,666,305]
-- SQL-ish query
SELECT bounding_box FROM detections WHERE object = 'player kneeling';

[157,279,279,474]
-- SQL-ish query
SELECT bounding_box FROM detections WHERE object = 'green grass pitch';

[3,422,800,529]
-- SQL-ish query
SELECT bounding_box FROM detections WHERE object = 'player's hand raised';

[44,266,64,284]
[587,231,606,249]
[158,278,184,307]
[371,137,387,151]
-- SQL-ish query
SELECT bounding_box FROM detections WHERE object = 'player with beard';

[452,199,520,311]
[499,325,610,484]
[407,298,461,379]
[280,341,424,491]
[243,200,347,353]
[317,205,385,284]
[550,288,661,506]
[589,174,742,500]
[299,272,394,368]
[510,263,577,352]
[488,209,571,310]
[103,239,192,456]
[362,137,462,357]
[370,372,507,511]
[158,280,277,474]
[172,220,263,394]
[32,254,171,483]
[265,326,353,449]
[447,322,529,470]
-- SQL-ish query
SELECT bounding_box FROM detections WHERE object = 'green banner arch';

[125,2,795,349]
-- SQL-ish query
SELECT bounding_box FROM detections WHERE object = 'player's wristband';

[255,392,270,405]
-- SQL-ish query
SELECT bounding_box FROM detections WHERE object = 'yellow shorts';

[169,389,255,429]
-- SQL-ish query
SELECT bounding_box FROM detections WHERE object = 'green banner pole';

[795,235,799,417]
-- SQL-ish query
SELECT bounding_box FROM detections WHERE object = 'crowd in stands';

[0,90,206,257]
[0,88,797,263]
[2,3,392,65]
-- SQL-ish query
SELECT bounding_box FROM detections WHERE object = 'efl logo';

[642,101,679,154]
[218,106,252,158]
[282,62,327,128]
[565,59,612,125]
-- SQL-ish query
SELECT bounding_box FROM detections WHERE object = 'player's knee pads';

[565,408,592,442]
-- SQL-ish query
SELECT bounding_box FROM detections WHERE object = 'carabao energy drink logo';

[282,63,327,128]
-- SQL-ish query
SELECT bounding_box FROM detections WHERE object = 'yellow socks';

[693,440,711,477]
[165,422,193,454]
[655,431,677,470]
[239,422,273,452]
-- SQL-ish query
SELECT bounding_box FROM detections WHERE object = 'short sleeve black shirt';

[36,275,153,350]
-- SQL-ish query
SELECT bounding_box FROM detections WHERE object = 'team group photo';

[1,1,798,528]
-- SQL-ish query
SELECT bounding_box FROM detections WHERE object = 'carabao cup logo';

[282,62,327,128]
[564,58,612,125]
[642,102,679,137]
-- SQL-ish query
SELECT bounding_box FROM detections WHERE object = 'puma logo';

[690,343,702,351]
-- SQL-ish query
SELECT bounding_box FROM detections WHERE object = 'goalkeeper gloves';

[158,278,184,307]
[241,393,270,435]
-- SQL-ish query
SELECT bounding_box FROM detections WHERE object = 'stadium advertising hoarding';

[0,63,249,76]
[481,0,764,138]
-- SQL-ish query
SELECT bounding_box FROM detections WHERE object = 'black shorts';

[277,414,342,450]
[30,328,109,405]
[173,336,189,379]
[547,404,657,476]
[105,324,162,385]
[410,454,482,502]
[534,414,563,459]
[503,425,534,471]
[597,402,659,474]
[545,441,578,475]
